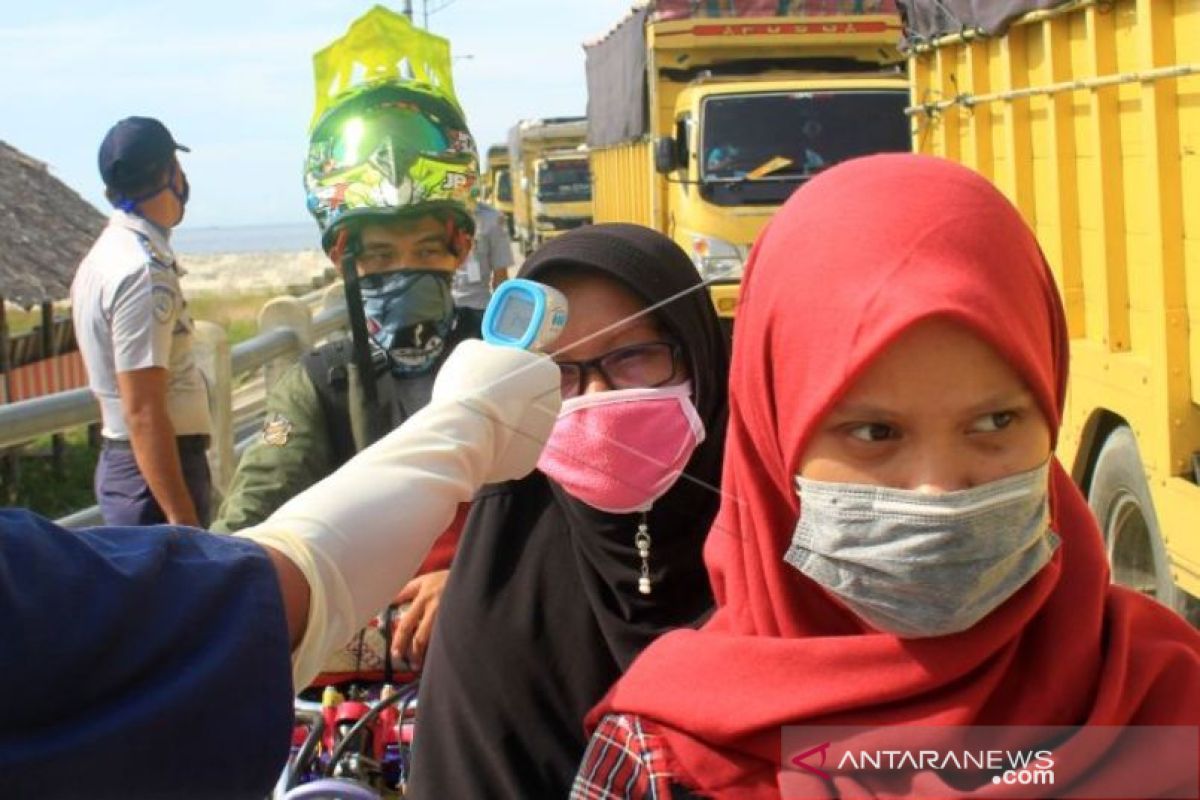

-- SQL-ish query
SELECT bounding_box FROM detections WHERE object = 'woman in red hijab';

[571,154,1200,799]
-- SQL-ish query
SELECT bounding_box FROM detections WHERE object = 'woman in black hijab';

[407,223,729,798]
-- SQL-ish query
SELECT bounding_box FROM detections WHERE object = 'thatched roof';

[0,140,106,308]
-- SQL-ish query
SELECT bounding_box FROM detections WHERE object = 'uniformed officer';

[71,117,212,527]
[452,197,516,331]
[211,46,484,669]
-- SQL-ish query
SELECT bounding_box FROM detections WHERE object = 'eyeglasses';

[555,340,683,399]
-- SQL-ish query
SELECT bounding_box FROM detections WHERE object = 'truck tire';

[1087,426,1184,612]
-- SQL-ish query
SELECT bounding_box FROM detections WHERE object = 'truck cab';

[659,74,910,313]
[585,5,912,325]
[507,116,591,255]
[533,149,593,243]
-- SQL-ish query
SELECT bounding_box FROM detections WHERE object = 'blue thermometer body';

[482,278,569,352]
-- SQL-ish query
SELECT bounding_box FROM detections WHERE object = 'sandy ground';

[178,249,333,297]
[176,240,523,298]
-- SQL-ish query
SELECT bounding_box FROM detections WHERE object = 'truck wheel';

[1087,426,1184,613]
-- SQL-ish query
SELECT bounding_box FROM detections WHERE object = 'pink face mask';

[536,382,706,514]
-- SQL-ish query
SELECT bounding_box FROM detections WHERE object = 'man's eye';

[847,423,896,443]
[971,411,1016,433]
[361,251,393,267]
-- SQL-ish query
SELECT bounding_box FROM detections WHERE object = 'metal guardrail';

[0,284,349,527]
[0,388,98,450]
[231,327,302,376]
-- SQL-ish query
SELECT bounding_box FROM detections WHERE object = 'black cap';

[97,117,190,191]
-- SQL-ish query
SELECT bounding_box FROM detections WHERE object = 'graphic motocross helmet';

[305,80,479,251]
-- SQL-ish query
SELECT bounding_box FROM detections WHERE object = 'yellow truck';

[904,0,1200,618]
[483,143,515,238]
[584,1,912,325]
[532,147,593,246]
[507,116,593,254]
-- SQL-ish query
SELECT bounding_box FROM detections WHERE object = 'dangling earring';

[636,512,652,595]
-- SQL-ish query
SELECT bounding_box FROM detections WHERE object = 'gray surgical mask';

[785,461,1059,638]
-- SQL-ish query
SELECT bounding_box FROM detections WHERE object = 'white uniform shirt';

[452,202,516,311]
[71,210,211,440]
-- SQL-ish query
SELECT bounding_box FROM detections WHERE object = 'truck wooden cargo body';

[904,0,1200,613]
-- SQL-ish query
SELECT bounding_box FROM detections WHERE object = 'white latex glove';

[236,340,560,688]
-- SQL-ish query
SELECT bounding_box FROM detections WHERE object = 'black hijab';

[408,223,729,799]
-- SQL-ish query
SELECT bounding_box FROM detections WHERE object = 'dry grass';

[188,291,282,345]
[3,306,41,336]
[3,293,286,347]
[0,426,99,517]
[3,301,70,336]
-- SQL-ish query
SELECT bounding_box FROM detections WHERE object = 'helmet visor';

[316,104,458,175]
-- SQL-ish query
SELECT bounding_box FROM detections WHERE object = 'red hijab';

[591,154,1200,797]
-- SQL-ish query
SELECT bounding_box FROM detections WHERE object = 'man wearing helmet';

[212,62,481,670]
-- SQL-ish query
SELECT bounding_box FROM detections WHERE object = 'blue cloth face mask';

[359,269,455,376]
[172,169,190,207]
[785,460,1059,638]
[117,162,189,214]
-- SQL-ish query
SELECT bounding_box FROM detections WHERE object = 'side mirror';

[654,136,678,174]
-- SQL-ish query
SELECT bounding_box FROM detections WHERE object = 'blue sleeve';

[0,509,294,799]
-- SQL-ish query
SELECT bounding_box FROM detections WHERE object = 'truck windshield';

[496,169,512,203]
[701,90,910,206]
[537,160,592,202]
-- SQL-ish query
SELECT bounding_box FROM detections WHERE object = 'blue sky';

[1,0,633,229]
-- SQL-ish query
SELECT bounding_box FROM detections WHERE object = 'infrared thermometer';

[482,278,568,352]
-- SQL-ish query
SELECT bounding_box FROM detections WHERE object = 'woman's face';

[799,318,1052,492]
[544,270,689,398]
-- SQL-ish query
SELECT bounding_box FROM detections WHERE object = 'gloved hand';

[236,341,560,688]
[431,339,561,483]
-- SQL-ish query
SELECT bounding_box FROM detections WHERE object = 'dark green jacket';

[211,314,479,534]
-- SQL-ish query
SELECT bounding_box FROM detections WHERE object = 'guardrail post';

[258,297,313,391]
[193,320,234,498]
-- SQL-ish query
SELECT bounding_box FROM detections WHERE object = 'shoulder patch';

[151,284,178,323]
[262,414,294,447]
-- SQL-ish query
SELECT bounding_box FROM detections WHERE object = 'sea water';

[173,222,320,255]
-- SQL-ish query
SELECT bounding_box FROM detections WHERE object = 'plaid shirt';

[571,713,680,799]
